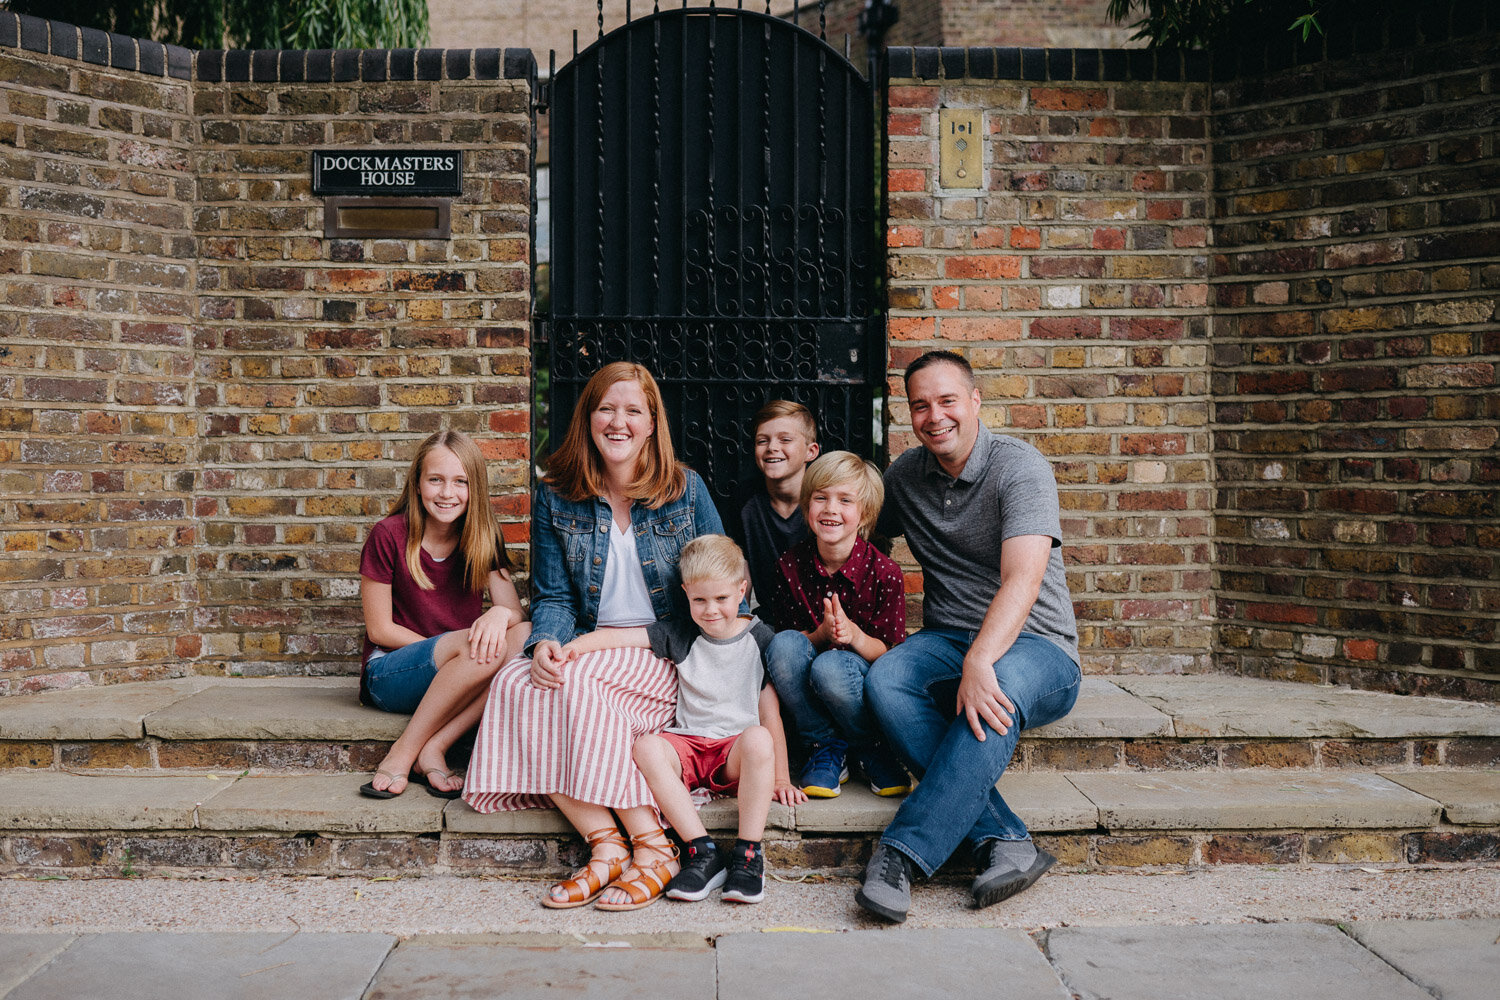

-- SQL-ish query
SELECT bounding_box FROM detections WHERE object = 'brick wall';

[883,48,1216,677]
[190,48,535,679]
[1211,25,1500,699]
[0,22,198,694]
[884,21,1499,698]
[3,10,1496,700]
[0,15,536,694]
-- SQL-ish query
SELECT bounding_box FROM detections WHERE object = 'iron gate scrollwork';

[546,4,879,506]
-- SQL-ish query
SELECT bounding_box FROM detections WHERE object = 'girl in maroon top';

[359,430,529,798]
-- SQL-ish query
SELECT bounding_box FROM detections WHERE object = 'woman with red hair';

[465,362,726,910]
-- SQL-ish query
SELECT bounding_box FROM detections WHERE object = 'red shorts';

[661,732,741,795]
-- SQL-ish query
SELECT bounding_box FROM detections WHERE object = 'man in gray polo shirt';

[855,350,1081,923]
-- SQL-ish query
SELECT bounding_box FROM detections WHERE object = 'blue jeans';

[765,630,881,749]
[867,628,1080,877]
[363,634,445,714]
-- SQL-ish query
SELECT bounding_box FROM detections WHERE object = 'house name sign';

[311,150,463,196]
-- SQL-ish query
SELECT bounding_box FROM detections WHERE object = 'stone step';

[2,675,1496,775]
[1,767,1495,877]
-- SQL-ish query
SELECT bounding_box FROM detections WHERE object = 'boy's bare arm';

[759,685,807,806]
[561,627,651,659]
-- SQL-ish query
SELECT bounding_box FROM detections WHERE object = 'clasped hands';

[809,593,863,651]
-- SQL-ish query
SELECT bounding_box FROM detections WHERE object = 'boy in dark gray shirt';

[721,401,820,627]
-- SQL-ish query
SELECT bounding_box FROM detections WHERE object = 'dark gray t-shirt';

[726,484,809,626]
[877,424,1079,665]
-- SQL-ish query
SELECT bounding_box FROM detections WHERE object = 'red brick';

[1010,226,1041,248]
[940,317,1023,341]
[887,225,923,247]
[1030,317,1101,340]
[888,169,927,192]
[1246,602,1319,625]
[945,255,1021,280]
[888,316,937,340]
[1092,227,1126,249]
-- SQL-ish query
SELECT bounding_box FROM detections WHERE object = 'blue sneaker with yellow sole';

[858,743,911,797]
[798,740,849,798]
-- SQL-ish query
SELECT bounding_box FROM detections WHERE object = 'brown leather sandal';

[594,828,679,912]
[541,827,629,909]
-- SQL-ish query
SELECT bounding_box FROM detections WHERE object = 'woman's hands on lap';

[530,640,567,689]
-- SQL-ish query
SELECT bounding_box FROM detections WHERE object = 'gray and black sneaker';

[971,841,1056,909]
[855,842,912,923]
[721,842,765,904]
[665,841,727,902]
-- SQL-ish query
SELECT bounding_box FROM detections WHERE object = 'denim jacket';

[525,469,725,654]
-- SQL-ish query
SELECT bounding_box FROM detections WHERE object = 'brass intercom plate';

[939,108,983,189]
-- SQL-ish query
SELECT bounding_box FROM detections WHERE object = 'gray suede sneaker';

[971,842,1056,909]
[855,843,912,923]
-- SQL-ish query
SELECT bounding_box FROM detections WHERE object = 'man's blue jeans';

[867,628,1080,877]
[765,630,881,749]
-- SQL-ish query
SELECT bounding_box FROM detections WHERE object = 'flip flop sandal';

[541,827,629,910]
[594,829,679,912]
[414,768,464,799]
[358,768,408,799]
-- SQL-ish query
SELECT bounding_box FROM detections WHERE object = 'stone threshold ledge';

[4,675,1496,746]
[2,769,1493,837]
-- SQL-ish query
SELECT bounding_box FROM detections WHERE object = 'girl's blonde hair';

[678,534,748,586]
[543,361,687,508]
[800,451,885,539]
[390,430,509,592]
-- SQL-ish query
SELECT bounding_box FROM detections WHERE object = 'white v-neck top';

[596,520,656,627]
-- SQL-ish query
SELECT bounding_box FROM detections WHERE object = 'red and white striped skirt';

[462,646,678,813]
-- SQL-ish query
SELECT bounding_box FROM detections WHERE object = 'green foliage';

[1,0,429,50]
[284,0,428,50]
[1106,0,1328,49]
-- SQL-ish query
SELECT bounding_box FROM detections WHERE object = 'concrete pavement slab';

[146,682,405,741]
[5,931,394,1000]
[0,934,75,996]
[717,928,1070,1000]
[1046,922,1433,1000]
[365,933,715,999]
[197,774,445,833]
[0,679,213,740]
[1111,675,1500,738]
[1382,770,1500,824]
[1029,676,1174,738]
[1066,770,1439,829]
[791,776,1097,833]
[1344,919,1500,1000]
[0,772,234,829]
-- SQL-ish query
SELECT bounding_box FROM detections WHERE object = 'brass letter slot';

[324,197,451,239]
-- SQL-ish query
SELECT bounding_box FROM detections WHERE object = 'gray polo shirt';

[877,424,1079,665]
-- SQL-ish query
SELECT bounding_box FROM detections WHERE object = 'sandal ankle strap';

[584,826,627,849]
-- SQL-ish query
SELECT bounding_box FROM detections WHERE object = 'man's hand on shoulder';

[956,651,1016,741]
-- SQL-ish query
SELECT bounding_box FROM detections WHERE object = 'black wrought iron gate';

[544,3,879,506]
